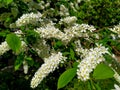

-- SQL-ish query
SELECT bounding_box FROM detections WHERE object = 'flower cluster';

[77,44,110,81]
[35,22,96,44]
[30,52,67,88]
[0,41,10,56]
[64,23,96,41]
[38,1,50,10]
[23,60,28,74]
[0,41,27,56]
[34,23,65,40]
[59,16,77,25]
[59,4,69,16]
[113,70,120,84]
[109,23,120,37]
[112,84,120,90]
[15,12,42,27]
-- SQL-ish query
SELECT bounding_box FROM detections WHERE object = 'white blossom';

[34,24,65,40]
[15,12,42,27]
[109,23,120,37]
[64,23,96,41]
[77,44,110,81]
[23,60,28,74]
[69,2,77,12]
[60,16,77,25]
[59,5,69,16]
[35,23,96,43]
[0,41,27,56]
[113,70,120,84]
[30,52,67,88]
[111,84,120,90]
[0,41,10,55]
[80,24,96,33]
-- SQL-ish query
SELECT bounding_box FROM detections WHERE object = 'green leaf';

[73,62,79,68]
[93,63,114,79]
[94,83,101,90]
[11,8,18,18]
[25,57,34,66]
[70,48,75,60]
[57,68,76,89]
[5,0,13,5]
[6,33,21,52]
[14,53,24,71]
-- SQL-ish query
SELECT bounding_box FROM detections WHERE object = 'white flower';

[0,41,10,55]
[80,24,96,33]
[30,52,67,88]
[35,23,96,44]
[60,16,77,25]
[23,60,28,74]
[77,44,109,81]
[0,41,27,56]
[15,12,42,27]
[113,70,120,84]
[59,5,69,16]
[109,23,120,37]
[111,84,120,90]
[35,24,65,40]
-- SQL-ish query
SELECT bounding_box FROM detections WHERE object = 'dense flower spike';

[35,23,65,40]
[113,70,120,84]
[77,44,110,81]
[35,22,96,43]
[30,52,67,88]
[15,12,42,27]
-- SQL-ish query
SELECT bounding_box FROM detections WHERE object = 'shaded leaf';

[70,48,75,60]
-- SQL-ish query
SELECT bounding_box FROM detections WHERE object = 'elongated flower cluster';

[35,22,96,43]
[30,52,67,88]
[64,23,96,41]
[113,70,120,84]
[15,12,42,27]
[77,44,110,81]
[35,24,65,40]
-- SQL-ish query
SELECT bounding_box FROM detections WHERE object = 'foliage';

[0,0,120,90]
[93,63,114,79]
[6,33,21,53]
[57,68,77,89]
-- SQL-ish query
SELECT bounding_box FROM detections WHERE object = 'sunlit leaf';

[93,63,114,79]
[57,68,76,89]
[6,33,21,52]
